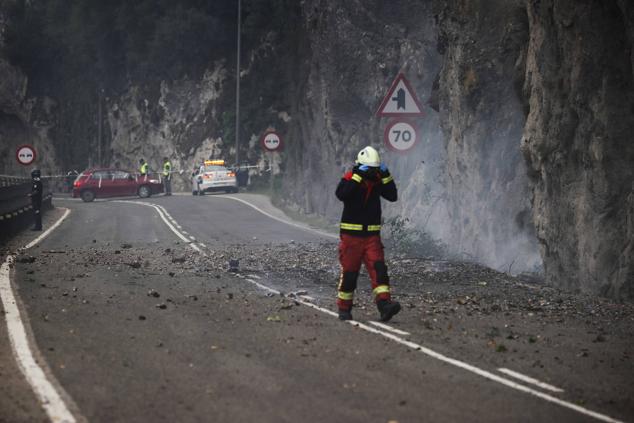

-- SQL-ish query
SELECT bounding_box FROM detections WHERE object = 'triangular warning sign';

[376,73,424,117]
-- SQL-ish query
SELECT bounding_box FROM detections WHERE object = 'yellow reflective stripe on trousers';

[338,291,354,300]
[367,225,381,231]
[340,223,363,231]
[382,175,393,184]
[351,173,362,183]
[373,285,390,295]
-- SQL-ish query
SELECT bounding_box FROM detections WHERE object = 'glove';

[379,163,390,177]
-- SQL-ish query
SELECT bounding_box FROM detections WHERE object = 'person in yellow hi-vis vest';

[139,158,149,180]
[163,157,172,196]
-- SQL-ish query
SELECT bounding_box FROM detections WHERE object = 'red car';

[72,168,164,202]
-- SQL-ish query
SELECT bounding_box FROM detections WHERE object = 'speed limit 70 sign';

[384,119,418,152]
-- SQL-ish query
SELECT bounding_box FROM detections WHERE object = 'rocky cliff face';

[433,0,540,272]
[521,0,634,299]
[107,67,229,190]
[0,7,59,178]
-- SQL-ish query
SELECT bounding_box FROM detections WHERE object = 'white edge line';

[0,208,77,423]
[23,208,71,250]
[246,274,261,279]
[368,321,411,336]
[212,195,338,240]
[240,276,621,423]
[498,368,564,393]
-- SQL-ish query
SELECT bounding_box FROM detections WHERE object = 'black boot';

[338,309,353,321]
[377,300,401,322]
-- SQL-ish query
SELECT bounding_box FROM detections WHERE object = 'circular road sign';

[384,119,418,153]
[261,130,283,152]
[16,145,37,165]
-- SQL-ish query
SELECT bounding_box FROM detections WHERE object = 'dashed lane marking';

[498,368,564,393]
[0,208,77,423]
[115,201,202,254]
[150,199,621,423]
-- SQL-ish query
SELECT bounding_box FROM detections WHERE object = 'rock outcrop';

[0,6,59,178]
[433,0,540,272]
[522,0,634,298]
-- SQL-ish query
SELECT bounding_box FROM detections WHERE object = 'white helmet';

[356,146,381,167]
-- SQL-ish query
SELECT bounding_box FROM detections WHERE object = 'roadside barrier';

[0,176,52,240]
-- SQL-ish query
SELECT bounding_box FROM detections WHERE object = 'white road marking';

[368,321,411,336]
[299,295,315,301]
[189,236,196,241]
[498,368,564,393]
[23,208,71,250]
[198,243,207,249]
[246,274,261,279]
[147,199,622,423]
[210,195,338,240]
[292,294,620,423]
[245,279,281,296]
[115,201,202,254]
[0,208,77,423]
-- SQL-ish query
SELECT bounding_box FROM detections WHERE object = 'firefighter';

[29,168,43,231]
[139,158,149,179]
[162,157,172,196]
[335,146,401,322]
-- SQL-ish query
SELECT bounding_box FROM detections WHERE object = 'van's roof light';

[204,160,225,166]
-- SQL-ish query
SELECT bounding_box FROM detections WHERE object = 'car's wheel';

[80,190,95,203]
[138,185,151,198]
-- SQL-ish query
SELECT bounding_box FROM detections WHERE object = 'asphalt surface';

[1,193,632,423]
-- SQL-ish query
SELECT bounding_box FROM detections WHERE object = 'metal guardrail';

[0,176,52,223]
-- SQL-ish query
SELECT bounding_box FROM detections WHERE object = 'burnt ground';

[4,239,633,422]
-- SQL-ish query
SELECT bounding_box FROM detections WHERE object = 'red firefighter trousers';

[337,234,391,311]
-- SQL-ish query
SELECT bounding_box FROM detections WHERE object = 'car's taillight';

[228,172,235,177]
[73,181,81,187]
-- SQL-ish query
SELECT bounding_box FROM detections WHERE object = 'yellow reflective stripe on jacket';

[367,225,381,231]
[338,291,354,300]
[351,173,362,183]
[381,175,393,184]
[373,285,390,295]
[340,223,363,231]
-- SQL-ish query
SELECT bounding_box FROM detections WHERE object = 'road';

[1,193,632,423]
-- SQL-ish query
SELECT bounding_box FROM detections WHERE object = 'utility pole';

[235,0,241,166]
[97,87,103,167]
